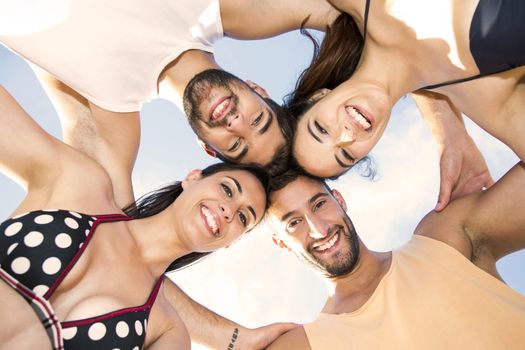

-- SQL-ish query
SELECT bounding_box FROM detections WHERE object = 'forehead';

[269,177,329,216]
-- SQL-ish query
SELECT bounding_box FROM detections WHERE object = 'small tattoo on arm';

[227,328,239,349]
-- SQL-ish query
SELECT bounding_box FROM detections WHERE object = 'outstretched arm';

[221,0,339,39]
[32,68,139,208]
[411,90,494,211]
[0,85,63,189]
[163,279,297,349]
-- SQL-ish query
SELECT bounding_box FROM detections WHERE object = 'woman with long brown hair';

[288,0,524,185]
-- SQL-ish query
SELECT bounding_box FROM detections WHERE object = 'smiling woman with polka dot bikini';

[0,86,269,349]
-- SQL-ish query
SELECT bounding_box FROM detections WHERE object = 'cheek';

[353,136,380,158]
[204,132,232,150]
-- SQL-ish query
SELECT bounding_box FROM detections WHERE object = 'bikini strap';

[145,276,165,312]
[93,213,132,223]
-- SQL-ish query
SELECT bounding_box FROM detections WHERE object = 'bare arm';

[163,279,296,349]
[33,68,139,207]
[411,90,494,211]
[266,326,311,350]
[0,85,62,188]
[220,0,340,39]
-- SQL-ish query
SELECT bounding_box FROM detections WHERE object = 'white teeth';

[346,107,371,130]
[201,206,218,235]
[314,233,339,252]
[212,98,229,120]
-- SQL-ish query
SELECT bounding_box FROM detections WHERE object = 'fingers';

[435,177,453,212]
[484,176,496,189]
[436,156,457,212]
[450,171,495,201]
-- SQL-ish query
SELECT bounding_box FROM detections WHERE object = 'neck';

[125,210,190,277]
[158,50,221,107]
[355,48,424,103]
[324,244,392,314]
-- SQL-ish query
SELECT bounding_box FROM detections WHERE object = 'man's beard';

[183,69,242,131]
[298,216,360,278]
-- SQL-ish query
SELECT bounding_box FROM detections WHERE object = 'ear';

[308,88,331,102]
[182,169,203,190]
[331,189,347,211]
[245,80,269,98]
[196,137,217,158]
[271,234,291,251]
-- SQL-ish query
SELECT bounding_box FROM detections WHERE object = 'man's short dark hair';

[269,167,329,194]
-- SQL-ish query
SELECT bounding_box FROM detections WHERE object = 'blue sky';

[1,27,524,348]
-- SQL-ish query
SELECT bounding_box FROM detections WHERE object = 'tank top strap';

[363,0,371,42]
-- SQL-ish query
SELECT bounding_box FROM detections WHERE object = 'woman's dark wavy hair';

[283,13,376,180]
[285,13,364,118]
[123,162,270,272]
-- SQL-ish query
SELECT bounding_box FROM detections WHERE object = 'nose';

[305,214,329,240]
[219,203,234,223]
[225,113,246,134]
[337,124,356,147]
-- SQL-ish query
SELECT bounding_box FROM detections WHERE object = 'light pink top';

[0,0,223,112]
[304,235,525,349]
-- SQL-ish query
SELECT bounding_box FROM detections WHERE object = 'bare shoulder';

[266,326,312,350]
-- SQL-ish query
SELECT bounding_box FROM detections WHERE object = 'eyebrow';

[258,108,274,135]
[280,192,328,221]
[308,192,328,205]
[307,121,322,143]
[227,176,257,222]
[227,176,243,194]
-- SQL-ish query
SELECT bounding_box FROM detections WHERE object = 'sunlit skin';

[268,177,360,278]
[293,80,393,178]
[173,169,266,253]
[194,82,285,166]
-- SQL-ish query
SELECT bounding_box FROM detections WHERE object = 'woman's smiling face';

[293,81,393,178]
[175,169,267,252]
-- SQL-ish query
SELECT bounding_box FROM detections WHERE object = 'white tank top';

[0,0,223,112]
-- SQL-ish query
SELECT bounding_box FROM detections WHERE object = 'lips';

[345,106,372,131]
[200,205,221,237]
[209,96,232,122]
[312,231,340,253]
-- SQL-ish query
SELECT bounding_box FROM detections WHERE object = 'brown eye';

[287,218,302,232]
[221,183,233,198]
[315,121,328,134]
[313,200,326,211]
[238,211,247,227]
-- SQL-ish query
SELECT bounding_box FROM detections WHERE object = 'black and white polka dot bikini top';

[0,209,164,350]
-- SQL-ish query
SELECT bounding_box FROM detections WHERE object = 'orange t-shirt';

[304,235,525,349]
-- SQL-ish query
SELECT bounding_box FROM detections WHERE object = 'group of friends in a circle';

[1,0,524,349]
